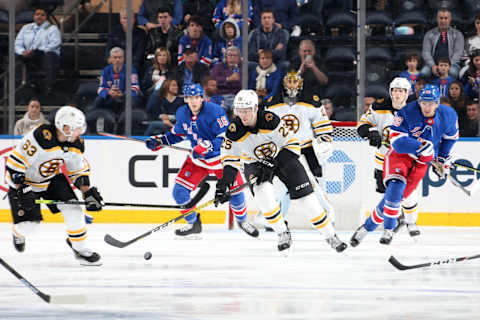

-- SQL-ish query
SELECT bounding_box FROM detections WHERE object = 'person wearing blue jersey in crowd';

[145,84,259,238]
[350,84,459,246]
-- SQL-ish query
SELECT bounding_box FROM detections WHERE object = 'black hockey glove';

[214,180,231,207]
[256,156,279,185]
[83,187,103,211]
[14,185,36,211]
[367,129,382,148]
[374,169,386,193]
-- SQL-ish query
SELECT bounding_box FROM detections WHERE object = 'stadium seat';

[366,47,392,62]
[299,0,324,36]
[366,10,393,26]
[326,12,356,29]
[325,46,355,64]
[366,84,389,100]
[394,10,427,25]
[324,81,355,109]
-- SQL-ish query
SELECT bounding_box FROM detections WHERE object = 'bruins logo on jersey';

[42,129,53,141]
[265,113,274,122]
[228,123,236,132]
[281,114,300,133]
[382,125,391,148]
[313,95,320,102]
[39,158,64,178]
[254,142,277,159]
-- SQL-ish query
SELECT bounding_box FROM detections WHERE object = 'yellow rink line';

[0,209,228,224]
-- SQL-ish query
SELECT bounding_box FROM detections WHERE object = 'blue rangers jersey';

[389,101,459,160]
[163,101,229,169]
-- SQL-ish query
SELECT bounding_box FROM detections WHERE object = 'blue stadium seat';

[366,11,393,26]
[325,46,355,64]
[366,47,392,62]
[366,84,389,100]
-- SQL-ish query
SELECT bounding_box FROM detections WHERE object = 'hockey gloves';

[214,180,231,207]
[374,169,386,193]
[193,140,213,157]
[367,128,382,148]
[415,141,434,164]
[432,156,452,179]
[145,135,167,151]
[14,184,36,212]
[83,187,103,211]
[256,156,279,185]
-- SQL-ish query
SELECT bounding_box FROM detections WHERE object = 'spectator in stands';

[461,49,480,100]
[248,9,289,72]
[210,46,242,112]
[105,8,146,74]
[290,39,328,98]
[138,0,183,28]
[213,19,242,65]
[448,80,467,120]
[248,48,282,103]
[14,8,61,94]
[183,0,215,35]
[14,98,49,135]
[145,7,182,65]
[142,47,173,100]
[178,16,213,67]
[321,98,335,120]
[398,52,421,94]
[87,47,143,134]
[172,47,209,88]
[201,76,225,109]
[421,8,464,79]
[440,96,451,106]
[144,78,184,136]
[460,99,480,137]
[465,12,480,59]
[432,57,455,98]
[213,0,252,31]
[253,0,301,36]
[406,76,427,103]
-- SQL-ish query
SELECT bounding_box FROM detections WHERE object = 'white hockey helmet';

[233,90,258,115]
[389,77,411,97]
[55,106,86,141]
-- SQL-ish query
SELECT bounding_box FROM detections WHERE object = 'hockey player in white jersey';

[214,89,347,253]
[355,77,420,243]
[6,106,103,266]
[265,71,336,224]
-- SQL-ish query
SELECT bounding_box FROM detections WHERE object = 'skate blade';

[175,235,202,240]
[49,294,88,304]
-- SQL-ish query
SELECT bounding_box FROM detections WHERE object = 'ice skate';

[12,233,25,252]
[393,213,406,233]
[406,223,420,237]
[66,239,102,266]
[237,220,259,238]
[326,234,348,253]
[379,229,394,245]
[350,225,368,247]
[277,230,292,252]
[175,214,202,239]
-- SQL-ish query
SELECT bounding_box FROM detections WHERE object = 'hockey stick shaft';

[448,174,471,196]
[98,132,192,153]
[35,200,186,209]
[452,162,480,174]
[388,254,480,271]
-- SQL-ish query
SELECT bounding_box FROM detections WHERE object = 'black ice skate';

[350,225,368,247]
[277,230,292,251]
[12,233,25,252]
[175,214,202,237]
[237,220,259,238]
[406,223,420,237]
[379,229,394,245]
[66,238,102,266]
[326,234,348,253]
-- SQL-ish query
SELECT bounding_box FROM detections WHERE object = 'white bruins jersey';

[266,102,333,149]
[358,98,396,170]
[6,124,90,192]
[221,110,300,170]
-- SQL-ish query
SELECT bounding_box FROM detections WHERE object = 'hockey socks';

[230,193,247,222]
[382,179,405,230]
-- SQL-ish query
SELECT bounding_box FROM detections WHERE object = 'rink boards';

[0,136,478,229]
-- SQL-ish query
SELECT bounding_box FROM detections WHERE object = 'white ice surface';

[1,223,479,320]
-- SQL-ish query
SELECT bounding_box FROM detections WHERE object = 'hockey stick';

[98,132,192,153]
[35,200,189,209]
[104,178,253,248]
[388,254,480,271]
[0,257,86,304]
[448,173,472,196]
[452,162,480,174]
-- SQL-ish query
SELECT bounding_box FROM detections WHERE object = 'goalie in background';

[357,77,422,238]
[215,89,347,253]
[145,83,259,238]
[351,84,459,247]
[5,106,103,266]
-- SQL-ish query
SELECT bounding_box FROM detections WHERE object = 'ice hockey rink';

[0,223,479,320]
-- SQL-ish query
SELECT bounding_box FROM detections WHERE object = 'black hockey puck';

[144,251,152,260]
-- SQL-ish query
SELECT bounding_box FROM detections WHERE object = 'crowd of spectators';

[11,0,480,138]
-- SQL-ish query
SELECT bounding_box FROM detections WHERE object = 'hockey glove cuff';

[415,141,434,164]
[256,156,279,185]
[83,187,103,211]
[15,184,36,211]
[432,156,452,179]
[193,140,213,156]
[367,128,382,148]
[146,135,167,151]
[11,173,26,185]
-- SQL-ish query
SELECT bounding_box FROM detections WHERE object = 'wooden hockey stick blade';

[388,254,480,271]
[98,132,192,152]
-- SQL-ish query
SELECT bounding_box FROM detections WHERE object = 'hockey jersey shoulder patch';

[33,124,58,149]
[226,118,248,141]
[257,111,280,130]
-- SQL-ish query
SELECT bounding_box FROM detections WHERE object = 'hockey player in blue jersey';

[350,84,459,246]
[145,83,259,238]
